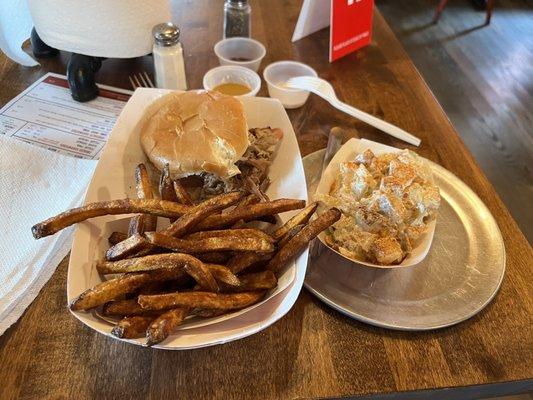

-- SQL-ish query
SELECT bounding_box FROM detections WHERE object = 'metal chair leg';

[433,0,448,23]
[485,0,494,25]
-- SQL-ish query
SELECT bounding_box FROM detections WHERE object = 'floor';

[376,0,533,243]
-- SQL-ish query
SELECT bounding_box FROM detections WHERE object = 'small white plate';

[67,88,308,349]
[315,138,436,268]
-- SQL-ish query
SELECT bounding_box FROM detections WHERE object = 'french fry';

[144,232,275,253]
[231,219,247,229]
[183,261,219,292]
[97,253,203,275]
[111,315,154,339]
[105,191,246,259]
[205,264,241,286]
[278,224,305,248]
[164,191,244,237]
[32,199,191,239]
[184,228,275,243]
[144,267,190,284]
[159,163,179,203]
[234,194,260,211]
[173,179,193,205]
[221,271,277,292]
[226,251,273,274]
[267,208,341,272]
[106,234,152,261]
[108,231,127,245]
[193,199,306,231]
[103,299,145,316]
[195,251,231,264]
[192,308,228,318]
[138,290,266,311]
[70,273,151,311]
[272,202,318,240]
[146,308,189,346]
[128,164,157,236]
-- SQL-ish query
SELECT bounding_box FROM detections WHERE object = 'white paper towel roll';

[28,0,171,58]
[1,0,172,66]
[0,0,38,66]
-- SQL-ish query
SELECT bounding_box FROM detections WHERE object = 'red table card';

[330,0,374,61]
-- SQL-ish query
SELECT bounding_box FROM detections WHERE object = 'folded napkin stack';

[0,135,97,334]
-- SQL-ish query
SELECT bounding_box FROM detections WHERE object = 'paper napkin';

[0,135,96,334]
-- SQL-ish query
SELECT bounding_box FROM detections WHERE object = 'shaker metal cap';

[153,22,180,46]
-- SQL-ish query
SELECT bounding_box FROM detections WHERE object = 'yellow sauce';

[213,82,251,96]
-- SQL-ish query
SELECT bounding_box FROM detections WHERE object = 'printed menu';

[0,73,131,159]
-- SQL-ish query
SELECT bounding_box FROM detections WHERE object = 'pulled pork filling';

[200,127,283,198]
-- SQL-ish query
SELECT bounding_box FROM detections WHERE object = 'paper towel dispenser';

[27,0,171,102]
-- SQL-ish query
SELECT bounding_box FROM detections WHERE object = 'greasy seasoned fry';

[108,231,127,245]
[278,224,305,248]
[70,273,151,311]
[159,163,179,203]
[107,192,246,259]
[144,232,275,253]
[138,290,266,311]
[206,264,241,286]
[144,267,190,283]
[129,163,157,236]
[173,179,193,205]
[164,191,244,237]
[32,199,191,239]
[267,208,341,272]
[184,228,275,243]
[195,251,231,264]
[194,199,306,231]
[222,271,277,292]
[97,253,203,274]
[103,299,144,316]
[183,261,219,292]
[146,308,189,346]
[111,315,154,339]
[106,234,151,261]
[226,251,273,274]
[231,219,247,229]
[234,194,259,211]
[192,308,228,318]
[272,202,318,240]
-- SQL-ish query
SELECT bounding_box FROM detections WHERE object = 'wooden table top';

[0,1,532,399]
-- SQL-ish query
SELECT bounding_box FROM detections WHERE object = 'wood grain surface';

[0,1,532,399]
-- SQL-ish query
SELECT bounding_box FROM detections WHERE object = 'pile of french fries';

[32,163,340,346]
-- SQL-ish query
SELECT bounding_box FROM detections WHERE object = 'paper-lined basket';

[314,138,437,268]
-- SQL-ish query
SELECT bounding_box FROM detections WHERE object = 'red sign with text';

[330,0,374,62]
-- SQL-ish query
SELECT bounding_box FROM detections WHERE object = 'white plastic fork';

[285,76,421,146]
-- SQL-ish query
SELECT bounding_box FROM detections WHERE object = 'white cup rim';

[202,65,261,97]
[214,37,267,65]
[263,60,318,93]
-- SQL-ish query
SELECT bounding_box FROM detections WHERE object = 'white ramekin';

[203,65,261,97]
[214,37,266,72]
[263,61,318,109]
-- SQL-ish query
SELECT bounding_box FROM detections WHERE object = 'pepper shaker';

[152,22,187,90]
[223,0,251,38]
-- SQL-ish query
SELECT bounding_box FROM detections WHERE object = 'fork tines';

[129,72,155,90]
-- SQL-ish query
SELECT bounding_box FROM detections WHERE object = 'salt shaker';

[223,0,251,38]
[152,22,187,90]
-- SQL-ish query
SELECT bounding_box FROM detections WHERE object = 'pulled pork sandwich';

[140,90,282,199]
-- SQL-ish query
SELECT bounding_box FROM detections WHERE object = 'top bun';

[140,90,249,179]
